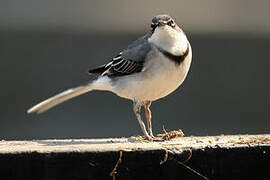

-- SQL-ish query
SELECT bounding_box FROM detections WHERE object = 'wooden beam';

[0,134,269,180]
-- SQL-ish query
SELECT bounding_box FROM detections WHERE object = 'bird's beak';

[158,21,167,26]
[151,21,166,30]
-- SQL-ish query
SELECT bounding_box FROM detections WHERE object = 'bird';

[27,14,192,141]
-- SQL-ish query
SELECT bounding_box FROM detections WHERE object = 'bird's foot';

[149,132,155,138]
[137,129,184,142]
[144,135,165,142]
[144,134,154,141]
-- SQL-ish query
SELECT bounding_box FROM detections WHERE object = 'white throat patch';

[148,25,188,56]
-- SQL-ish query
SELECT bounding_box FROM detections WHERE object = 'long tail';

[27,84,93,114]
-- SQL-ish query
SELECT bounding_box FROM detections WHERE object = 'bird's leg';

[133,100,153,140]
[144,101,154,138]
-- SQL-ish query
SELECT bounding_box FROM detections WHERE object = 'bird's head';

[151,15,177,32]
[149,15,188,56]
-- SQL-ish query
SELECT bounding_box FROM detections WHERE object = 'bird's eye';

[167,20,175,27]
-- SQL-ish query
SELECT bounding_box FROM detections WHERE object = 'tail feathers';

[27,84,93,114]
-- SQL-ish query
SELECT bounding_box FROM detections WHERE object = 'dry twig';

[157,126,184,141]
[110,151,123,180]
[160,149,169,165]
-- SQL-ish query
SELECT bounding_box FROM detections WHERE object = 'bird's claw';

[144,135,164,142]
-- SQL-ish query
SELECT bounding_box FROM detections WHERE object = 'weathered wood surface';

[0,134,270,180]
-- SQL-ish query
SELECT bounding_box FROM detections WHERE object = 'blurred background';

[1,0,269,140]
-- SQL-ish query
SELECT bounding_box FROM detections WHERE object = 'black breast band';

[157,45,190,64]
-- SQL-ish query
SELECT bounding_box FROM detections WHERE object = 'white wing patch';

[102,52,143,76]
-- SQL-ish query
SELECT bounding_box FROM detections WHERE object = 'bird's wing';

[88,33,152,77]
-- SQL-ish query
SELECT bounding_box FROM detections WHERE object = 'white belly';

[111,49,192,102]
